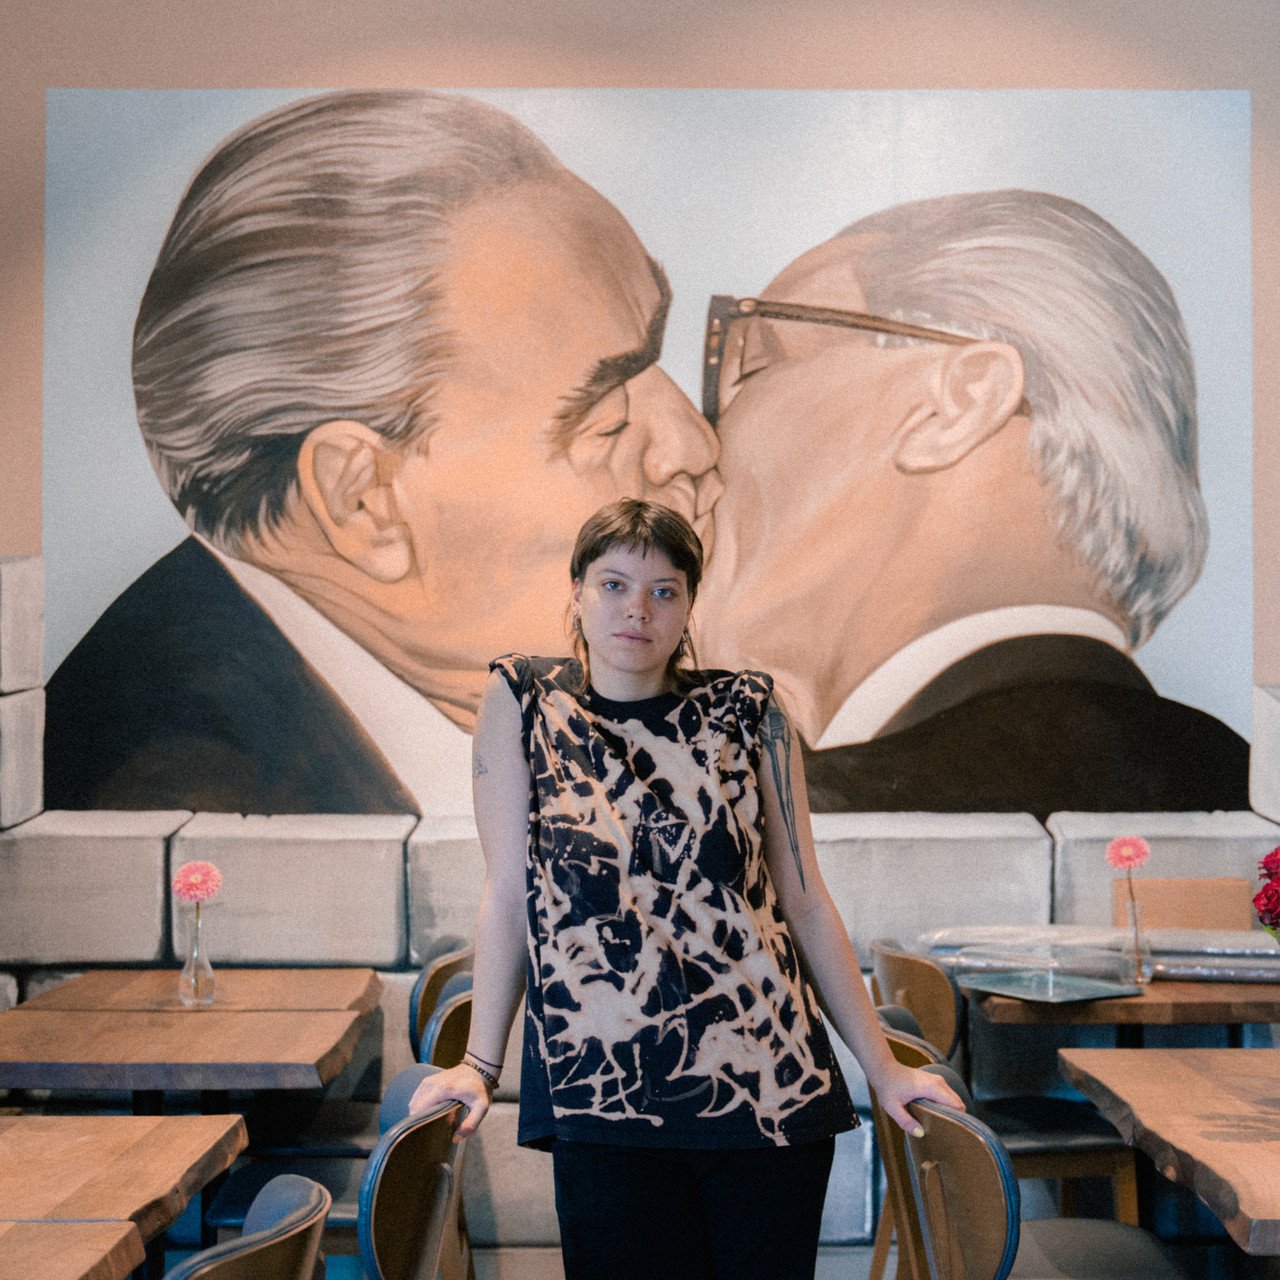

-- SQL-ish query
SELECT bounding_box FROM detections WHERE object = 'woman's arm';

[410,669,532,1137]
[756,694,963,1134]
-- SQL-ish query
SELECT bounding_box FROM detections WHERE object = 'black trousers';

[551,1136,836,1280]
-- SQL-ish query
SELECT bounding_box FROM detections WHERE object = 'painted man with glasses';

[697,189,1248,819]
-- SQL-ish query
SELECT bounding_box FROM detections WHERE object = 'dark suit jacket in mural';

[43,538,418,814]
[802,635,1250,823]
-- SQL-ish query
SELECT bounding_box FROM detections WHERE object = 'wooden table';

[1060,1048,1280,1255]
[0,1221,145,1280]
[969,979,1280,1046]
[20,967,380,1014]
[0,967,379,1102]
[0,1114,246,1277]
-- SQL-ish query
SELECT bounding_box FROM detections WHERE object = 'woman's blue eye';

[603,580,623,591]
[654,588,675,599]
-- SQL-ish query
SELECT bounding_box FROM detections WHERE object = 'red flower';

[1253,878,1280,930]
[1259,846,1280,880]
[172,860,223,903]
[1105,835,1151,871]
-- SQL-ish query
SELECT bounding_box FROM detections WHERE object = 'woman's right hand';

[408,1064,494,1139]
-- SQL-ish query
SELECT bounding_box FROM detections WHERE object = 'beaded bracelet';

[462,1054,501,1091]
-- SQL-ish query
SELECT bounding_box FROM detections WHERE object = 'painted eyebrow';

[548,258,672,450]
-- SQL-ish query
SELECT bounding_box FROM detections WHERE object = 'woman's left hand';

[869,1062,966,1137]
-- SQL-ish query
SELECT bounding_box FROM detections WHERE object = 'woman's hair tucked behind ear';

[568,499,704,692]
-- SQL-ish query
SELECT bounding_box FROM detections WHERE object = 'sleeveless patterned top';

[492,654,858,1150]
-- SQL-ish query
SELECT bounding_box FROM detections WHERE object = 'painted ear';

[297,420,412,582]
[894,341,1026,474]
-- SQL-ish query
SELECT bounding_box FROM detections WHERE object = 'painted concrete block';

[407,815,485,963]
[0,811,187,963]
[376,969,420,1086]
[821,1117,876,1244]
[0,689,43,829]
[171,814,414,966]
[0,556,43,694]
[1049,811,1280,925]
[813,813,1051,950]
[1252,685,1280,823]
[465,1103,558,1247]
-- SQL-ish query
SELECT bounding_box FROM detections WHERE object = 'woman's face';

[572,543,692,693]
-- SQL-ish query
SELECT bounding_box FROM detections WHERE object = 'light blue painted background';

[44,88,1252,736]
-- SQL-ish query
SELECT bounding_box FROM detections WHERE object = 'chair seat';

[1013,1217,1189,1278]
[207,1156,365,1232]
[974,1096,1127,1157]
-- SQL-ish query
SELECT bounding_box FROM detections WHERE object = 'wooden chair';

[419,986,473,1069]
[1111,876,1254,931]
[208,1065,473,1280]
[410,946,476,1062]
[903,1065,1189,1280]
[869,939,964,1058]
[867,1012,1138,1280]
[164,1173,330,1280]
[357,1075,472,1280]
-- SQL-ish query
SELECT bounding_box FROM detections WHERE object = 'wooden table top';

[0,1221,145,1280]
[971,979,1280,1026]
[0,1009,367,1091]
[0,1113,246,1241]
[1060,1048,1280,1255]
[21,967,380,1014]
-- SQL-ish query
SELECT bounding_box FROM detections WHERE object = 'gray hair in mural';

[133,90,563,552]
[846,189,1204,646]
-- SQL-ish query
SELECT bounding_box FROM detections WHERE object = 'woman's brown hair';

[568,499,704,692]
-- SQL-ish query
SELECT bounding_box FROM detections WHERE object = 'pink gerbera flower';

[1105,836,1151,871]
[172,860,223,903]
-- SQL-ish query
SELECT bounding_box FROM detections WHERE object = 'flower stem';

[1126,868,1142,982]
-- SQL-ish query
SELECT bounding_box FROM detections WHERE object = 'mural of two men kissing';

[42,89,1252,822]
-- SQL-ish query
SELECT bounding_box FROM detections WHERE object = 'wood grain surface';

[20,967,380,1014]
[0,1114,246,1241]
[0,1222,145,1280]
[1060,1048,1280,1255]
[973,980,1280,1027]
[0,1009,366,1090]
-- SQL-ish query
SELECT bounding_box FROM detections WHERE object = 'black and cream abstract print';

[492,655,858,1149]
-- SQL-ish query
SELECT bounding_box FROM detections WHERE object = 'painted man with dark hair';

[45,90,719,815]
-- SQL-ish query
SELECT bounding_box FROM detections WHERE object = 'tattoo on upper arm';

[762,702,805,891]
[473,755,489,778]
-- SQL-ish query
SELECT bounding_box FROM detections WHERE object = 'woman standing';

[410,498,959,1279]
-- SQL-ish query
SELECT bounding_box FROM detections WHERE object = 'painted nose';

[630,367,719,487]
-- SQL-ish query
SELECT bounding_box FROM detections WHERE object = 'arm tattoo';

[473,755,489,778]
[762,702,805,891]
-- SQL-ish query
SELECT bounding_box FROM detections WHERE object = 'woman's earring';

[572,612,583,633]
[676,629,690,659]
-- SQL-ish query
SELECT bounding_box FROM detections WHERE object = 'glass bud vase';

[1123,898,1153,986]
[179,901,216,1007]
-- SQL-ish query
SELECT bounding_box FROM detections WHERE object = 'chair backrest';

[903,1094,1021,1280]
[420,987,473,1068]
[1110,876,1255,931]
[359,1065,468,1280]
[869,939,963,1057]
[868,1015,952,1280]
[409,945,475,1060]
[164,1174,330,1280]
